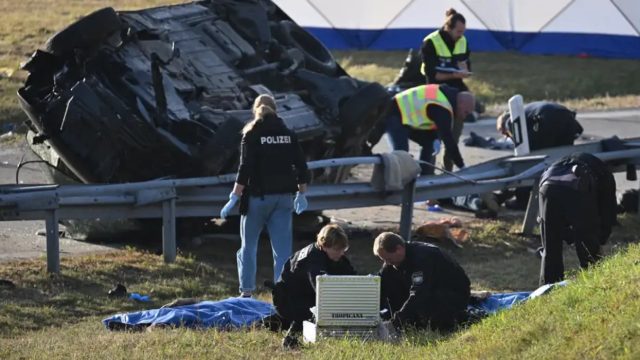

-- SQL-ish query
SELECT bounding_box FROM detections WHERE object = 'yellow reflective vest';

[421,30,468,75]
[394,84,453,130]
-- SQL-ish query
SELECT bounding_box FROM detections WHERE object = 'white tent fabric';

[273,0,640,58]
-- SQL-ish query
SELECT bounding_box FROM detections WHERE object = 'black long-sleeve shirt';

[420,28,471,91]
[235,113,310,196]
[276,243,356,312]
[540,152,617,242]
[503,102,583,151]
[379,242,470,325]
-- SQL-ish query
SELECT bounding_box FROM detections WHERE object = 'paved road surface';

[0,109,638,261]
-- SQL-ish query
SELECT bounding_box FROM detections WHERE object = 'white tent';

[273,0,640,58]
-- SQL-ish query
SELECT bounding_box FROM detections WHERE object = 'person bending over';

[374,232,470,332]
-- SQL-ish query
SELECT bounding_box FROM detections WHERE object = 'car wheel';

[277,20,337,76]
[44,7,122,57]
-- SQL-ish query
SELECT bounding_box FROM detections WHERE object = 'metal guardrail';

[2,138,640,273]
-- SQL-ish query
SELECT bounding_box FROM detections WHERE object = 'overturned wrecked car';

[18,0,390,186]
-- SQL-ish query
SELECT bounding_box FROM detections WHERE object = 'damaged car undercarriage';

[18,0,390,186]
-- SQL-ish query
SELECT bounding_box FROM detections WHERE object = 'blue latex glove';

[129,293,151,302]
[220,193,240,219]
[293,192,308,215]
[432,139,441,156]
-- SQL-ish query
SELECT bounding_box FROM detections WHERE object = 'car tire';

[339,82,390,133]
[277,20,337,76]
[44,7,122,57]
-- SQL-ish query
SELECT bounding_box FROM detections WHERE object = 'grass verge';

[336,51,640,114]
[1,2,639,126]
[0,214,638,358]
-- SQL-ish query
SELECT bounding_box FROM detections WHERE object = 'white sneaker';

[240,291,252,298]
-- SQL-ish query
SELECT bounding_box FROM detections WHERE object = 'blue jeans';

[385,108,438,175]
[238,193,293,293]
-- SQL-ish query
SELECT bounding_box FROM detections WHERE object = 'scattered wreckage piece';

[18,1,390,186]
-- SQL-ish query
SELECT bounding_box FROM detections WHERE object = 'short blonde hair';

[373,232,405,255]
[316,224,349,249]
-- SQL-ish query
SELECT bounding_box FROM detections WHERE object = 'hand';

[362,141,374,156]
[293,192,308,214]
[432,139,441,156]
[220,193,240,219]
[456,71,471,79]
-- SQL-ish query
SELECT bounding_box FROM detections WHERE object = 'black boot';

[282,321,302,349]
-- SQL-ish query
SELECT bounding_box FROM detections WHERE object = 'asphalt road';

[0,108,639,261]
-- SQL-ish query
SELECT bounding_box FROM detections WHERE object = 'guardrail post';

[400,179,416,242]
[521,179,540,235]
[45,210,60,273]
[637,179,640,219]
[162,198,176,263]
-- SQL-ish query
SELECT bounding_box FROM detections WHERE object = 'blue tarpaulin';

[475,292,530,314]
[102,297,275,330]
[103,283,565,330]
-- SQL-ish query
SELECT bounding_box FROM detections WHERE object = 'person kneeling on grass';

[270,224,356,349]
[374,232,470,332]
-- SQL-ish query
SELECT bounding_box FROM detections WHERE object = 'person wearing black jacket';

[497,102,583,152]
[220,94,310,298]
[497,101,584,210]
[538,152,617,285]
[374,232,470,332]
[272,224,356,348]
[420,8,471,92]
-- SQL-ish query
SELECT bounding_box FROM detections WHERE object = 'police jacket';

[540,152,617,241]
[420,28,471,91]
[380,242,470,324]
[505,102,583,151]
[277,243,356,309]
[235,113,310,196]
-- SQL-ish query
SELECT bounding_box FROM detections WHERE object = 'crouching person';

[374,232,470,332]
[272,224,356,348]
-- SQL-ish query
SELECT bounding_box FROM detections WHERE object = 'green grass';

[336,51,640,114]
[1,214,639,358]
[1,1,639,126]
[426,244,640,359]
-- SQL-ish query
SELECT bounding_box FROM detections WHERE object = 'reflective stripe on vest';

[395,84,453,130]
[421,30,468,75]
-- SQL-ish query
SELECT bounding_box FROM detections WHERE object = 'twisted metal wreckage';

[1,1,640,273]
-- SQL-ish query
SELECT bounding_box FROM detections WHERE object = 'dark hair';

[444,8,466,31]
[373,232,405,255]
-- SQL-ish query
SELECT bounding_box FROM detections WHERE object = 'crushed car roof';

[18,0,390,184]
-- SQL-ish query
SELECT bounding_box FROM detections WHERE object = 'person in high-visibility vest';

[383,83,475,175]
[420,9,472,170]
[420,8,471,92]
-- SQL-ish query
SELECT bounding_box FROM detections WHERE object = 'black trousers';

[538,184,602,285]
[272,284,312,333]
[380,268,468,332]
